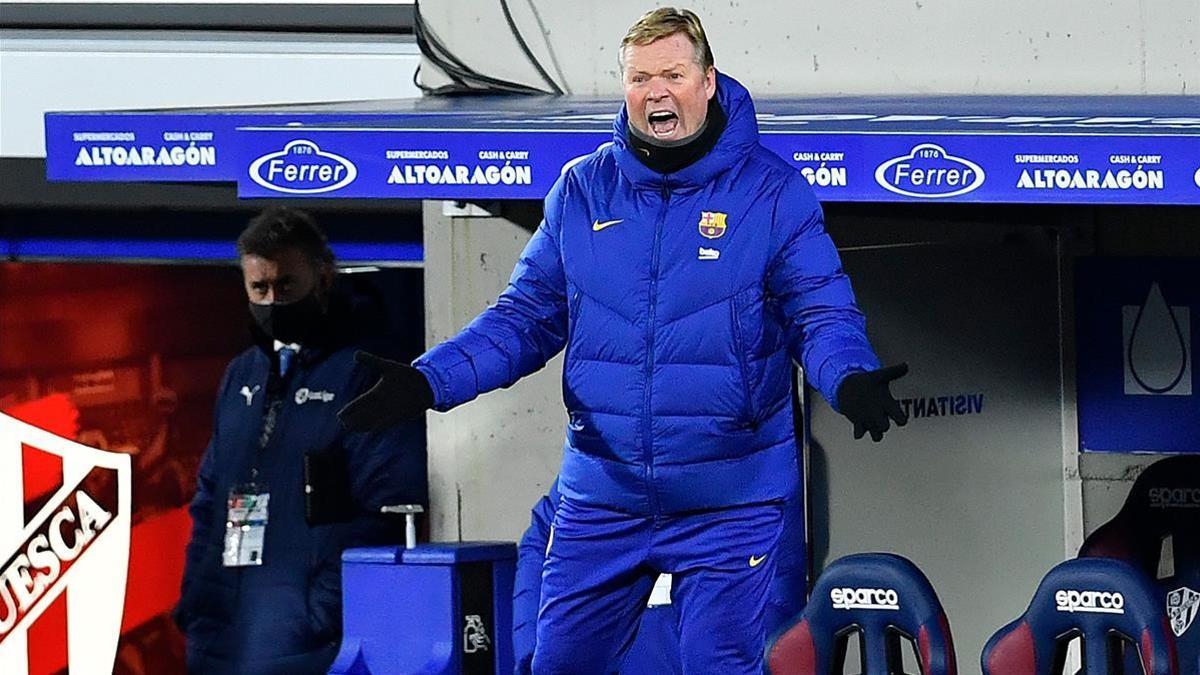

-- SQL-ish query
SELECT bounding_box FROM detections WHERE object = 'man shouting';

[341,8,907,673]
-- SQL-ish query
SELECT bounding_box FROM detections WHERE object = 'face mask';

[248,291,323,344]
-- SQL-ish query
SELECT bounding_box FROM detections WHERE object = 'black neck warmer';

[627,96,727,175]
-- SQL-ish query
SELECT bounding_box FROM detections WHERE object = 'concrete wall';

[417,0,1198,96]
[421,205,563,542]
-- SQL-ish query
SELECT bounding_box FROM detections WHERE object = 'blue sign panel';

[235,129,608,200]
[45,96,1200,205]
[230,127,1200,204]
[1076,258,1199,453]
[46,113,254,182]
[43,110,402,182]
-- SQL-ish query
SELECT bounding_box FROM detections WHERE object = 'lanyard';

[251,360,290,481]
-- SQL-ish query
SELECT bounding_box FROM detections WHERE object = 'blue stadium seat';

[1079,456,1200,670]
[982,558,1177,674]
[766,552,956,674]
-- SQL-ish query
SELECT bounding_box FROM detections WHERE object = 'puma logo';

[239,385,260,406]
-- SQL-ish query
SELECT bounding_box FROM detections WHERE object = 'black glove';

[836,363,909,442]
[337,351,435,432]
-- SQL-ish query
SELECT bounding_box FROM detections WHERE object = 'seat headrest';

[1081,456,1200,562]
[768,552,956,674]
[1079,456,1200,670]
[982,558,1177,674]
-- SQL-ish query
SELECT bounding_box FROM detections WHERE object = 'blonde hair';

[620,7,714,71]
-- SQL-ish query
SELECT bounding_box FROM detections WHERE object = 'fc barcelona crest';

[1167,586,1199,637]
[699,211,727,239]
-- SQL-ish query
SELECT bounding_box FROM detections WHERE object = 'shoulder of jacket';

[745,149,821,215]
[212,348,263,405]
[225,347,263,376]
[328,344,365,371]
[743,146,802,188]
[562,143,618,186]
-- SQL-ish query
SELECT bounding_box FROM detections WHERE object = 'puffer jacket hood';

[612,72,759,191]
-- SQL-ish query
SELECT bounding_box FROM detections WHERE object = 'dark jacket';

[415,73,877,515]
[177,304,427,674]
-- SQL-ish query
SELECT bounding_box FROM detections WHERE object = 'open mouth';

[647,110,679,137]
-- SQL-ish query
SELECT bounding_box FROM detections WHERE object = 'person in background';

[176,207,427,674]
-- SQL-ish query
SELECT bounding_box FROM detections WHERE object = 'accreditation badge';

[223,485,270,567]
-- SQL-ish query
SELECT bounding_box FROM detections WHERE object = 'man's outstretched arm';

[766,175,907,441]
[339,175,571,431]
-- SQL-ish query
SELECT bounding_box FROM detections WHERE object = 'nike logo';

[592,219,623,232]
[749,554,767,568]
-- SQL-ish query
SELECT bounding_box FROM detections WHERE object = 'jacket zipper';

[641,179,670,515]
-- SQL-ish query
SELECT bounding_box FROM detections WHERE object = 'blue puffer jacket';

[415,73,878,515]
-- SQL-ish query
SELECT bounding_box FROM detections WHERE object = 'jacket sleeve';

[304,512,392,643]
[343,417,429,513]
[413,176,570,411]
[307,387,431,639]
[765,174,880,411]
[176,362,233,630]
